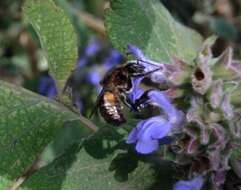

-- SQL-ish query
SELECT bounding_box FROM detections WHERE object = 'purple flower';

[126,116,172,154]
[126,46,184,154]
[135,90,184,124]
[127,77,144,104]
[127,44,146,60]
[38,75,57,98]
[109,49,123,63]
[127,90,183,154]
[127,44,188,85]
[86,69,101,86]
[76,57,87,68]
[85,38,101,57]
[103,57,116,70]
[173,176,204,190]
[127,44,161,69]
[76,38,101,69]
[103,49,123,70]
[147,90,183,124]
[127,44,169,83]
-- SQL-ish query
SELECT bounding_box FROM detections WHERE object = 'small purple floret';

[85,38,101,57]
[125,45,183,154]
[147,90,183,124]
[127,90,183,154]
[109,49,123,63]
[127,44,170,83]
[76,57,87,68]
[173,176,204,190]
[38,75,57,98]
[86,70,101,86]
[103,49,123,70]
[127,78,144,104]
[127,44,161,69]
[127,44,146,60]
[127,116,172,154]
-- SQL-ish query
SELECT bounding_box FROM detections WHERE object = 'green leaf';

[0,81,93,189]
[23,0,78,89]
[105,0,203,64]
[20,128,174,190]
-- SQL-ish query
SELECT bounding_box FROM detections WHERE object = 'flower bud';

[192,63,213,95]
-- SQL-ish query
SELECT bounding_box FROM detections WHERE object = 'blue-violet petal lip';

[126,116,174,154]
[127,44,146,60]
[86,70,101,85]
[127,77,144,104]
[151,121,173,139]
[126,127,139,144]
[136,138,159,154]
[173,176,204,190]
[147,90,183,124]
[85,38,101,57]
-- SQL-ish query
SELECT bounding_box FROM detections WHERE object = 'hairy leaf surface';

[105,0,203,64]
[21,127,174,190]
[0,81,92,189]
[23,0,78,89]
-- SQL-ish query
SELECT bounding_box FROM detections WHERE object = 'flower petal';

[85,39,101,57]
[103,49,123,70]
[86,69,101,85]
[151,121,173,139]
[76,57,87,68]
[38,75,57,98]
[127,44,162,70]
[127,44,146,60]
[109,49,123,62]
[127,116,173,154]
[127,77,144,104]
[150,71,166,83]
[147,90,182,124]
[126,119,148,144]
[136,138,159,154]
[126,127,139,144]
[173,176,204,190]
[137,116,168,138]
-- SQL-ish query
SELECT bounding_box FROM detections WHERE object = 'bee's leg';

[120,94,138,112]
[133,90,151,111]
[133,67,162,77]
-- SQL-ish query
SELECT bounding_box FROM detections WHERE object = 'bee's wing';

[88,87,105,119]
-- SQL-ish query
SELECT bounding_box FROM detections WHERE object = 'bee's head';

[115,72,133,92]
[124,60,146,76]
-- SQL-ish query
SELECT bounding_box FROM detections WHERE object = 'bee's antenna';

[126,58,163,68]
[137,59,163,68]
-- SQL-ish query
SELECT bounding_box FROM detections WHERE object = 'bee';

[92,60,161,125]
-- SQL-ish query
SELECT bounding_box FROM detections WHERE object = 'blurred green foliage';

[0,0,241,189]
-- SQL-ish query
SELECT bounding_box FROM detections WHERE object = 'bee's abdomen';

[99,91,126,125]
